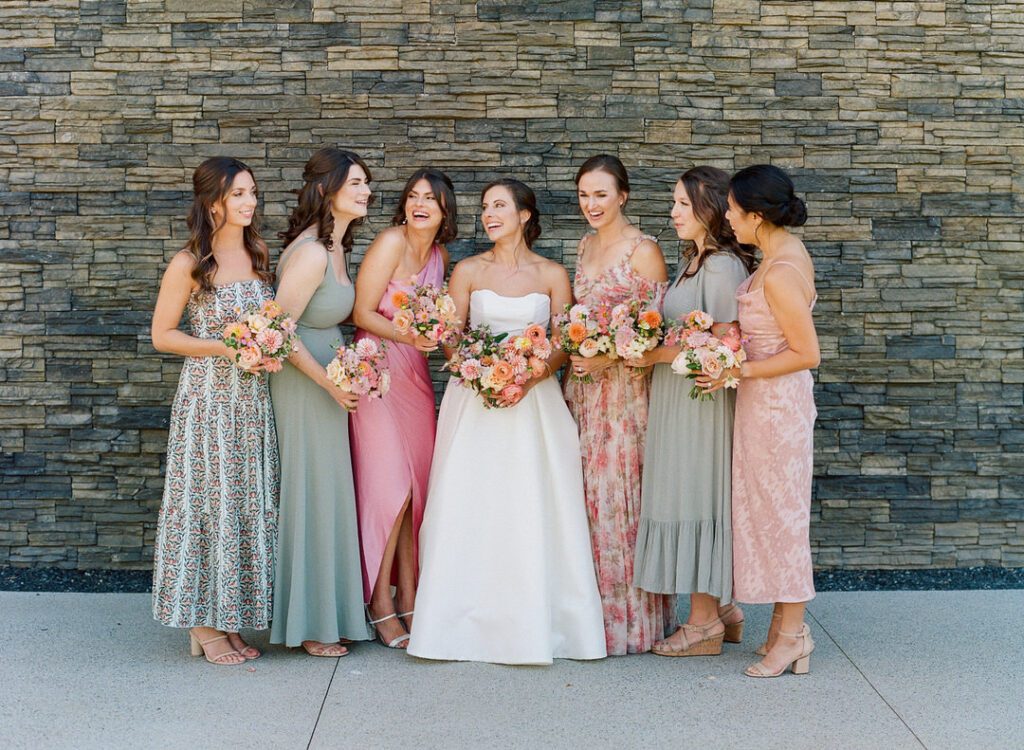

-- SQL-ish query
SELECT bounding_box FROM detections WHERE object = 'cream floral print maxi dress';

[152,280,280,631]
[565,234,676,655]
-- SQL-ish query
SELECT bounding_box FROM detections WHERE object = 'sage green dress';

[633,252,749,605]
[269,245,370,646]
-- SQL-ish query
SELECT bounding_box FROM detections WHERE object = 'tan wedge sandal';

[652,617,726,657]
[744,623,814,678]
[718,604,745,644]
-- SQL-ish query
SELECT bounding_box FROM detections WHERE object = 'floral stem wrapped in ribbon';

[326,337,391,404]
[222,299,298,374]
[391,282,462,349]
[552,302,617,383]
[666,309,747,401]
[447,323,552,408]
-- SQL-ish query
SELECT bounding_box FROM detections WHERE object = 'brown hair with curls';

[481,178,542,249]
[279,147,373,253]
[678,166,759,280]
[391,168,459,245]
[185,156,273,296]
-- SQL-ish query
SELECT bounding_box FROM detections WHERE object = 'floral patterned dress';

[152,280,279,631]
[565,234,676,655]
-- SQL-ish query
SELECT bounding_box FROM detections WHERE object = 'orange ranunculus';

[567,321,587,343]
[491,360,514,385]
[262,300,284,318]
[480,355,495,367]
[639,309,662,328]
[391,290,411,308]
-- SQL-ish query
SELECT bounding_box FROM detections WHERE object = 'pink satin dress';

[731,260,818,604]
[349,245,444,601]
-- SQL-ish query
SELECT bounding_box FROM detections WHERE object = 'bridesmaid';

[628,166,756,656]
[269,147,373,657]
[713,164,820,677]
[564,154,675,655]
[151,157,278,665]
[350,168,455,648]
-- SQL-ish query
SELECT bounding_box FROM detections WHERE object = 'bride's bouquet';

[552,303,616,383]
[667,309,746,401]
[391,282,462,347]
[448,323,552,408]
[222,299,298,374]
[326,337,391,401]
[609,298,664,370]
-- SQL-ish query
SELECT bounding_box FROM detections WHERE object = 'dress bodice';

[736,262,817,361]
[186,279,274,339]
[276,241,355,330]
[573,233,666,310]
[377,244,445,322]
[469,290,550,337]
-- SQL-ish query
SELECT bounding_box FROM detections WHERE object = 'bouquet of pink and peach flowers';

[326,337,391,401]
[391,282,462,348]
[610,298,664,363]
[552,303,616,383]
[666,309,746,401]
[447,323,552,408]
[222,299,297,374]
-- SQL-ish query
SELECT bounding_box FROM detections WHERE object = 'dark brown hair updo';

[678,166,758,279]
[185,156,273,296]
[481,178,541,248]
[391,168,459,245]
[729,164,807,228]
[279,147,372,253]
[574,153,630,208]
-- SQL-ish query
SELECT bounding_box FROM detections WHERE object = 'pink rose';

[459,358,482,380]
[392,309,414,335]
[262,357,283,373]
[355,338,379,358]
[237,345,262,370]
[702,354,723,379]
[256,327,284,353]
[500,384,523,405]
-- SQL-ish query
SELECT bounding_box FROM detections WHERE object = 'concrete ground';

[1,590,1021,750]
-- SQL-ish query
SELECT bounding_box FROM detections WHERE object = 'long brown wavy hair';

[279,148,372,253]
[186,156,273,295]
[678,166,758,279]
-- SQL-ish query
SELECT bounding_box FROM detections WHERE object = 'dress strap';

[763,260,817,301]
[279,235,322,272]
[624,233,656,262]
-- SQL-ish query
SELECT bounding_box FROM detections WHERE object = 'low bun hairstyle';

[279,147,372,253]
[729,164,807,228]
[482,178,541,248]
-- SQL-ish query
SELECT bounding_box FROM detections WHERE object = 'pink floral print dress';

[565,234,676,655]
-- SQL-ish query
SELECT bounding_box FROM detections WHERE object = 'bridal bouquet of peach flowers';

[391,282,462,347]
[551,303,616,383]
[326,337,391,400]
[448,323,552,408]
[222,299,298,374]
[609,298,664,365]
[667,309,747,401]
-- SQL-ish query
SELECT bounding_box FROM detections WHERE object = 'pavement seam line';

[306,655,342,750]
[807,608,928,750]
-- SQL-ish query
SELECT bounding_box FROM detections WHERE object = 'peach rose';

[524,324,546,344]
[500,384,524,405]
[237,345,262,370]
[392,309,414,335]
[578,338,600,358]
[491,360,514,385]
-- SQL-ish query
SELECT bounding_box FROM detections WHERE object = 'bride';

[407,178,607,665]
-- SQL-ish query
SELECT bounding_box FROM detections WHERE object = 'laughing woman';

[564,155,675,655]
[151,157,278,665]
[350,168,455,648]
[269,148,374,657]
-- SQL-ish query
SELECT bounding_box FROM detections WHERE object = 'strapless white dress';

[407,290,607,665]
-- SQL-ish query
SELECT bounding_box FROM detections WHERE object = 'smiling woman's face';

[481,185,525,243]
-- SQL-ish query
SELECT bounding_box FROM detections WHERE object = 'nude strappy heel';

[189,631,244,665]
[744,623,814,678]
[755,610,783,656]
[367,610,411,649]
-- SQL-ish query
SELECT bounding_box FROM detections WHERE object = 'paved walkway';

[2,590,1021,749]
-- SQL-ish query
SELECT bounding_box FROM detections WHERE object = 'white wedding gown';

[407,290,607,665]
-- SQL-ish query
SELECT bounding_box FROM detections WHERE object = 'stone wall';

[1,1,1021,569]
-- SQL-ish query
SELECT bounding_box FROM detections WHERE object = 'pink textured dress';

[565,234,676,655]
[731,261,818,604]
[349,245,444,600]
